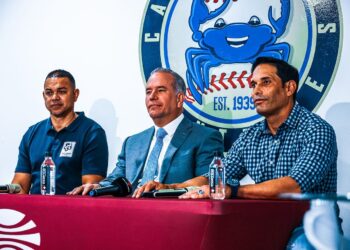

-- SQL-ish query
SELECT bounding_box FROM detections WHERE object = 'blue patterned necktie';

[141,128,168,185]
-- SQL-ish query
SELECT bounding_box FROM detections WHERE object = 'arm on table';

[180,176,301,199]
[234,176,301,199]
[11,173,31,194]
[82,174,104,184]
[133,176,208,198]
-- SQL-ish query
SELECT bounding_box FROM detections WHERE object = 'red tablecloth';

[0,195,309,250]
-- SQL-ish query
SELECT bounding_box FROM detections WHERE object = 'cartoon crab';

[186,0,291,104]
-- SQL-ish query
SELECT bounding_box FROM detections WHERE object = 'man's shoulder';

[129,126,154,140]
[18,118,50,144]
[26,117,50,133]
[180,117,220,135]
[297,105,334,131]
[240,120,264,137]
[120,126,153,149]
[74,112,105,131]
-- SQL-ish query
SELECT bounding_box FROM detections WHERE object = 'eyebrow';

[251,76,272,82]
[45,87,68,90]
[146,85,167,91]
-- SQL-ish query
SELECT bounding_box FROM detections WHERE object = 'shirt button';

[269,160,274,165]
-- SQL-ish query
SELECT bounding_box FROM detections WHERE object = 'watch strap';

[227,179,240,199]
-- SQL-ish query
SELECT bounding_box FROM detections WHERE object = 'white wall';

[0,0,151,176]
[0,0,349,238]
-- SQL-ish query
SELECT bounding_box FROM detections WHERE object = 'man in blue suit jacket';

[68,67,223,195]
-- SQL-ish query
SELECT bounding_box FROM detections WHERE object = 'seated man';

[12,69,108,194]
[68,67,224,195]
[179,57,340,248]
[182,57,337,199]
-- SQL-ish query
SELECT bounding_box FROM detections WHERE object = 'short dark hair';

[149,67,186,94]
[45,69,76,89]
[251,57,299,100]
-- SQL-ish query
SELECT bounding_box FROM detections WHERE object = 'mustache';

[253,95,268,101]
[49,101,63,106]
[147,102,161,107]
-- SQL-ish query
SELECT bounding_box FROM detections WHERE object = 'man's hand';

[179,185,210,199]
[132,181,172,198]
[67,183,100,196]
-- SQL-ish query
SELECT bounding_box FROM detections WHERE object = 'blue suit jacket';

[100,117,224,191]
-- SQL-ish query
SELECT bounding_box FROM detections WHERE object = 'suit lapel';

[132,127,155,187]
[158,118,192,182]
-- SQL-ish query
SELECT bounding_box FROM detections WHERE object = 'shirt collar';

[259,120,270,134]
[45,112,85,134]
[258,103,300,134]
[282,102,301,129]
[155,114,184,137]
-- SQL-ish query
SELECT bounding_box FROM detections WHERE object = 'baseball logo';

[140,0,342,148]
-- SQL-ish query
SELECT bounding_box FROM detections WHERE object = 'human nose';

[51,91,61,100]
[252,83,262,97]
[149,90,158,100]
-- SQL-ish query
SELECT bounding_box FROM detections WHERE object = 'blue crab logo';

[140,0,342,149]
[186,0,290,104]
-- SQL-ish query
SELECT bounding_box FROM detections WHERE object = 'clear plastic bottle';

[40,151,56,195]
[209,151,225,200]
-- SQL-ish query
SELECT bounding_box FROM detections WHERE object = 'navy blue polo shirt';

[15,112,108,194]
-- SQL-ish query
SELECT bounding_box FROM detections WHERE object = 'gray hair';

[149,67,186,94]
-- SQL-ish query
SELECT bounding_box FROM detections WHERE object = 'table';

[0,195,309,250]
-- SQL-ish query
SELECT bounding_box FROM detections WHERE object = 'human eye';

[262,79,271,86]
[251,81,257,88]
[44,90,53,97]
[57,89,67,95]
[158,87,167,92]
[145,89,152,95]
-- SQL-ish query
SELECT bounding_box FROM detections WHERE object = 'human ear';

[286,81,297,97]
[73,89,80,102]
[177,93,184,107]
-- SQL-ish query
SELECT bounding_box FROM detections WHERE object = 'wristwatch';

[227,179,240,199]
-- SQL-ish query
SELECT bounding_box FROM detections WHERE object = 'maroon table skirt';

[0,194,309,250]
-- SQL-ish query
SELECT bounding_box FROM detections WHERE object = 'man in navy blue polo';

[11,69,108,194]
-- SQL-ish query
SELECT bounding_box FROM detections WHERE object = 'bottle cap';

[213,151,222,157]
[45,151,52,157]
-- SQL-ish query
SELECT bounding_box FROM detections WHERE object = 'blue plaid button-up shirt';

[224,103,337,193]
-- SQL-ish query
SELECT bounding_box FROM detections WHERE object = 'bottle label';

[209,167,216,193]
[41,165,47,194]
[41,156,56,195]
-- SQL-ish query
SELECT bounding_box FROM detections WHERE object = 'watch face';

[228,179,240,187]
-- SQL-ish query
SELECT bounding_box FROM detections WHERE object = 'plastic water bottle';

[209,151,225,200]
[40,152,56,195]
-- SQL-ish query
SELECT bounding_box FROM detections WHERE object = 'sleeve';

[195,129,224,176]
[224,129,249,180]
[15,132,32,174]
[288,123,337,193]
[99,137,129,187]
[81,127,109,177]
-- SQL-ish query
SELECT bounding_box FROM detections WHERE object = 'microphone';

[0,184,21,194]
[89,177,132,197]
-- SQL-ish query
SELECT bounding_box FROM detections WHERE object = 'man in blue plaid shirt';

[182,57,337,199]
[179,57,339,249]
